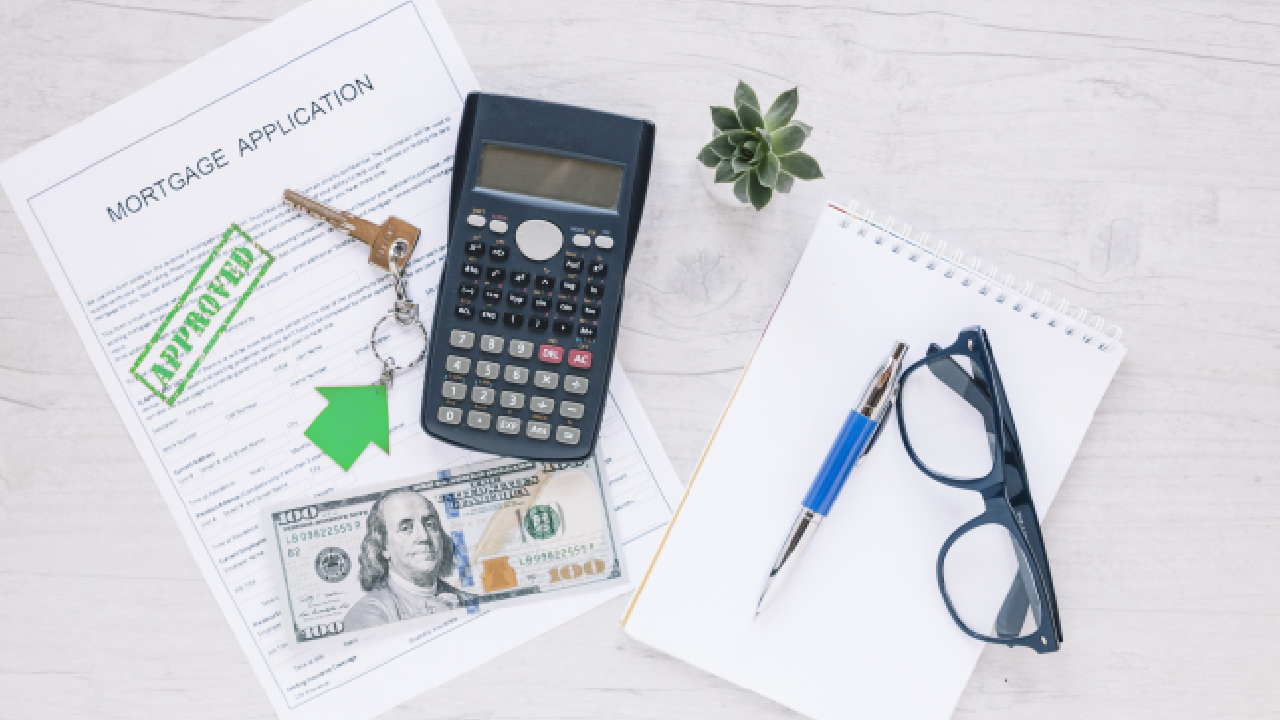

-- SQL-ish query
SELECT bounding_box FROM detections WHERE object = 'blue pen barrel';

[801,410,878,516]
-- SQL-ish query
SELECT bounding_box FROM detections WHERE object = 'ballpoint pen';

[755,341,910,617]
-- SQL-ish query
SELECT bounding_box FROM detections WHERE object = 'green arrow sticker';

[304,385,391,471]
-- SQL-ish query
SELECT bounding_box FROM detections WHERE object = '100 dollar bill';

[264,454,625,643]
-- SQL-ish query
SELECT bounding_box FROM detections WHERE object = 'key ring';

[370,239,427,389]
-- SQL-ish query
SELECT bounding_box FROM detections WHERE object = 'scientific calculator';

[420,93,655,460]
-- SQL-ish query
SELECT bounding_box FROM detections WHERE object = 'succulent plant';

[697,81,823,210]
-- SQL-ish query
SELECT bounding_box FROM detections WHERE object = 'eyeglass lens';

[899,353,995,480]
[941,522,1043,640]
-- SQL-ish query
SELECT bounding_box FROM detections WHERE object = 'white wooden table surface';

[3,1,1279,718]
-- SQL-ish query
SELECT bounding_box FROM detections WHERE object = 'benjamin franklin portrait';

[343,489,478,632]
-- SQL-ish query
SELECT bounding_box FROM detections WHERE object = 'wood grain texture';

[2,0,1278,718]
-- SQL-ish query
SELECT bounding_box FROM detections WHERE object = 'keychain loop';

[368,238,425,389]
[370,315,428,373]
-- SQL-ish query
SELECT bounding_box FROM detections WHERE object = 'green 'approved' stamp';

[131,224,273,405]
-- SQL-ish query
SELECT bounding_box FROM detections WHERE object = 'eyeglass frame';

[894,325,1062,653]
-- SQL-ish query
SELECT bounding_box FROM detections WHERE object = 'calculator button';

[581,304,600,319]
[500,391,525,410]
[556,301,576,315]
[489,245,509,262]
[560,279,580,295]
[504,365,529,384]
[552,320,573,336]
[467,411,491,430]
[445,355,472,375]
[560,401,585,419]
[486,267,505,282]
[568,350,592,369]
[459,282,479,300]
[511,271,530,287]
[572,234,591,248]
[467,214,486,228]
[476,361,501,379]
[534,371,560,390]
[556,426,581,445]
[528,317,549,332]
[503,313,524,329]
[471,386,496,404]
[589,261,607,276]
[532,297,552,312]
[483,288,501,304]
[577,324,598,339]
[526,421,552,440]
[538,345,564,364]
[585,282,604,300]
[530,396,555,414]
[479,335,504,354]
[508,340,534,359]
[564,257,584,273]
[461,262,481,278]
[465,241,484,255]
[496,416,521,435]
[507,292,528,308]
[535,275,555,292]
[449,330,475,349]
[438,406,463,425]
[441,381,467,400]
[564,375,589,395]
[596,235,615,249]
[479,309,499,324]
[515,219,564,262]
[489,219,508,234]
[455,305,475,321]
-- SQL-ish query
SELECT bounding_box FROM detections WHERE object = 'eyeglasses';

[895,326,1062,652]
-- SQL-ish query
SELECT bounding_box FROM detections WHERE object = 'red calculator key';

[538,344,564,364]
[568,349,592,369]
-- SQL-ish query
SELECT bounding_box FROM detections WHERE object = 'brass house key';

[283,189,427,389]
[284,189,420,273]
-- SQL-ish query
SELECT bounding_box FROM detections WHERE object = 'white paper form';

[0,2,683,719]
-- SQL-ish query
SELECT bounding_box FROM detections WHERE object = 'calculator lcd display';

[476,144,624,210]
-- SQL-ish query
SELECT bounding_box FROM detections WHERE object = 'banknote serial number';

[284,521,362,547]
[517,543,595,566]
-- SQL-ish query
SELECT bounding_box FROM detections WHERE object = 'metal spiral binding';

[843,200,1124,352]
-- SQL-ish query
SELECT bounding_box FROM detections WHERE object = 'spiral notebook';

[622,201,1126,720]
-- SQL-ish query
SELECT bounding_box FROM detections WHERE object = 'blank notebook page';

[623,203,1126,720]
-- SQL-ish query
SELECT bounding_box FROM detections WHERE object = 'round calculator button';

[595,235,615,250]
[515,219,564,262]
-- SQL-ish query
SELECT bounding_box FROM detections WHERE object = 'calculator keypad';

[430,207,619,458]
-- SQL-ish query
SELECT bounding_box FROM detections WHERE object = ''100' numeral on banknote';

[265,454,625,643]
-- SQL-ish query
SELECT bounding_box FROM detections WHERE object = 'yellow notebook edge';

[621,202,849,628]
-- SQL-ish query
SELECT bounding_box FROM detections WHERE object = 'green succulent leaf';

[737,102,765,132]
[731,156,754,173]
[765,87,799,131]
[723,129,755,144]
[711,106,741,131]
[714,159,738,183]
[697,143,721,168]
[708,134,735,158]
[752,144,768,164]
[778,151,823,180]
[733,173,750,203]
[769,125,807,155]
[734,81,760,111]
[774,171,796,193]
[795,121,813,138]
[758,153,781,187]
[747,170,773,210]
[743,140,758,152]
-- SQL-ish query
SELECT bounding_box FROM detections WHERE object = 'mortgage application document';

[0,2,683,719]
